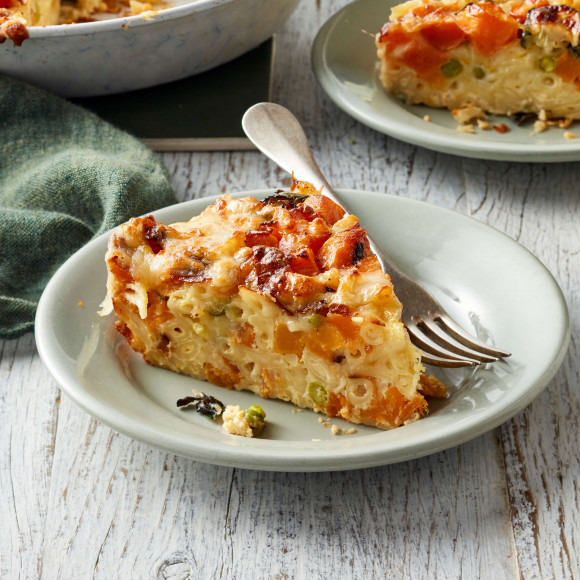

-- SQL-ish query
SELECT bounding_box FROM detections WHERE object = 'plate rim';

[35,190,571,471]
[311,0,580,163]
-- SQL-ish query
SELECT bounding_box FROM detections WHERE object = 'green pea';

[538,55,556,73]
[473,66,486,79]
[308,381,328,407]
[308,313,325,328]
[207,303,227,316]
[245,405,266,435]
[441,59,463,78]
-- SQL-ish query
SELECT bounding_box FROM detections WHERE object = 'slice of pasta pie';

[103,182,446,430]
[376,0,580,119]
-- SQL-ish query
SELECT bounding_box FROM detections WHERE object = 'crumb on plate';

[222,405,254,438]
[493,124,510,134]
[222,404,266,438]
[452,105,486,125]
[457,124,474,134]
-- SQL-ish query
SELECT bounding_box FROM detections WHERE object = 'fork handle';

[241,102,427,303]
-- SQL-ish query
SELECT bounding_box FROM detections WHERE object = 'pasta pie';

[0,0,163,45]
[102,182,447,430]
[376,0,580,119]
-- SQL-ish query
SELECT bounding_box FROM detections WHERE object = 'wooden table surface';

[2,1,579,578]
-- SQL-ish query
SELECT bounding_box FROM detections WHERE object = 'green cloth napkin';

[0,76,177,339]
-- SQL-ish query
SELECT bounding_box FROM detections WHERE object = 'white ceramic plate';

[312,0,580,162]
[35,190,569,471]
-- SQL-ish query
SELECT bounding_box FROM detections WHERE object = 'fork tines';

[406,312,511,368]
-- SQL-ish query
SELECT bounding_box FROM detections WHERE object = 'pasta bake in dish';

[0,0,162,45]
[102,182,447,431]
[376,0,580,119]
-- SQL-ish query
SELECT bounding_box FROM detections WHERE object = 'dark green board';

[73,38,274,150]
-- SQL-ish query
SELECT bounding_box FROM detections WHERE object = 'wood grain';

[1,0,579,578]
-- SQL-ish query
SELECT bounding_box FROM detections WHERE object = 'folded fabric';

[0,75,177,339]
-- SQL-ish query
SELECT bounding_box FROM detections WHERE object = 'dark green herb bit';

[473,66,486,79]
[308,381,328,407]
[538,55,556,73]
[568,44,580,59]
[520,31,533,50]
[245,405,266,435]
[177,391,225,420]
[441,59,463,78]
[512,112,537,126]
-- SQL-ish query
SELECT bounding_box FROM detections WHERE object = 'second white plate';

[312,0,580,162]
[35,190,569,471]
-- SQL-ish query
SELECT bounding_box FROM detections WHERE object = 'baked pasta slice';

[376,0,580,119]
[103,182,446,430]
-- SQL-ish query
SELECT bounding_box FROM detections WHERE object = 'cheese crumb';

[533,120,548,134]
[452,105,485,125]
[222,405,253,437]
[78,301,83,307]
[457,124,474,134]
[564,131,578,139]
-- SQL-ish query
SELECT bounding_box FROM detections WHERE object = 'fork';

[242,103,511,367]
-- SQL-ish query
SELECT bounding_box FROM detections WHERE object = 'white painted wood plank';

[225,434,517,580]
[0,334,59,579]
[37,393,516,580]
[38,394,234,579]
[489,165,580,580]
